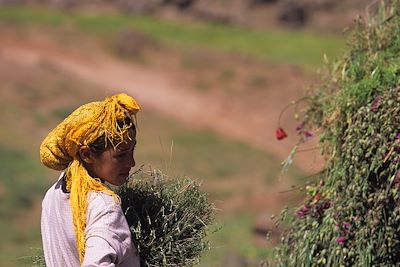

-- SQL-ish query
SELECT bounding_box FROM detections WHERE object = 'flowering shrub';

[273,2,400,266]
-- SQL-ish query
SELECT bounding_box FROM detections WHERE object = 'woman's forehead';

[116,130,136,150]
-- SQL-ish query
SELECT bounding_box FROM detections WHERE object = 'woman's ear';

[78,146,94,164]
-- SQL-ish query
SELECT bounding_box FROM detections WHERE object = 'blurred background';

[0,0,373,266]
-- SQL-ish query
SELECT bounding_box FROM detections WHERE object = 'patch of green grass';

[180,53,211,70]
[247,74,267,89]
[0,6,65,26]
[0,144,50,267]
[218,68,236,83]
[0,145,45,215]
[16,83,44,103]
[172,131,279,181]
[193,79,212,92]
[51,106,80,120]
[0,230,43,267]
[0,6,346,68]
[200,212,272,267]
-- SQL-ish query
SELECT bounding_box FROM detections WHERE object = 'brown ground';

[1,26,325,255]
[1,27,324,174]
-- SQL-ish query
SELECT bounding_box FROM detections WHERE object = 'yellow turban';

[40,93,140,263]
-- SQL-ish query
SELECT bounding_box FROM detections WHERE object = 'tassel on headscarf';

[40,93,140,263]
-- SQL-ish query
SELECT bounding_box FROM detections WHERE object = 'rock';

[253,212,281,246]
[277,1,308,26]
[116,0,164,14]
[223,253,250,267]
[49,0,78,9]
[250,0,278,5]
[0,0,26,5]
[164,0,194,9]
[191,8,232,24]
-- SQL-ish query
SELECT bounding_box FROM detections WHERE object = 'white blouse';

[41,173,140,267]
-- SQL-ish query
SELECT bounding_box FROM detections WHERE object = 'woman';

[40,93,141,267]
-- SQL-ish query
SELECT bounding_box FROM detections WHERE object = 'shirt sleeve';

[83,236,117,267]
[82,192,138,266]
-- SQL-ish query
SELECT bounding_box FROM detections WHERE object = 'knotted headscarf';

[40,93,140,263]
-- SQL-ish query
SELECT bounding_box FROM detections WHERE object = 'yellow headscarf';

[40,93,140,263]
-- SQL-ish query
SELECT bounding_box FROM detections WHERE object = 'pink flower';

[296,122,305,131]
[336,236,346,245]
[295,122,314,140]
[393,172,400,190]
[303,131,314,139]
[342,222,351,234]
[322,201,331,209]
[370,95,382,112]
[296,205,311,218]
[276,127,288,140]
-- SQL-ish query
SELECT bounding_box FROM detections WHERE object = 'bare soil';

[1,27,324,174]
[0,27,324,251]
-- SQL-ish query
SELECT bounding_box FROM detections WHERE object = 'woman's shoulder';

[88,191,121,210]
[42,173,69,204]
[85,191,130,240]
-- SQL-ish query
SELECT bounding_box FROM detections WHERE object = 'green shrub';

[273,2,400,266]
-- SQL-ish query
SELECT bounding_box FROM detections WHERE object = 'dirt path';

[0,34,323,174]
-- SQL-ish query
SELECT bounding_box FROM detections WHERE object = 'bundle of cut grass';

[31,251,46,267]
[273,1,400,266]
[117,168,215,267]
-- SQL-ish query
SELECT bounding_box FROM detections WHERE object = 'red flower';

[276,127,288,140]
[314,192,322,202]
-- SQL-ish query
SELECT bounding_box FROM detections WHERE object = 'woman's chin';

[118,174,130,185]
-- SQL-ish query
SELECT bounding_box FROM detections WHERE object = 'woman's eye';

[115,147,134,160]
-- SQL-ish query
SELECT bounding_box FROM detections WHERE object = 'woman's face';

[88,129,136,186]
